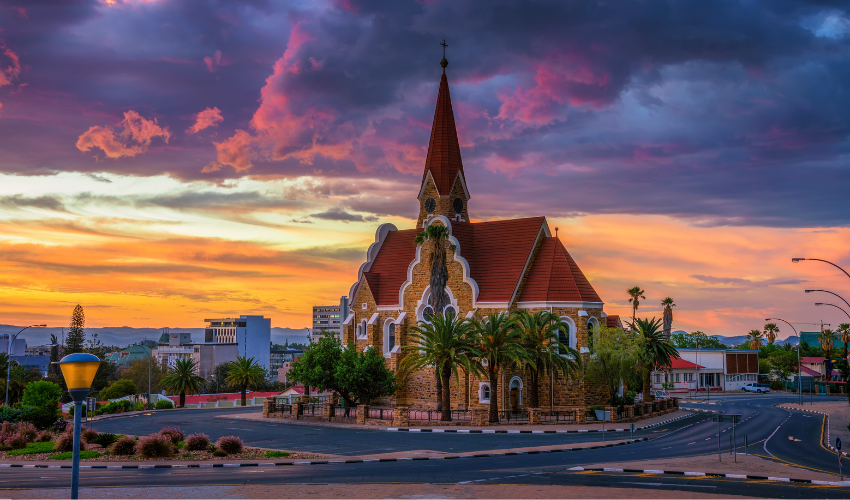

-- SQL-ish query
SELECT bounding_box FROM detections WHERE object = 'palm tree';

[627,286,646,323]
[838,323,850,363]
[745,329,764,350]
[414,223,457,411]
[226,356,266,406]
[661,297,676,341]
[629,317,680,402]
[763,323,780,345]
[471,312,528,423]
[513,310,581,409]
[161,358,205,408]
[401,312,481,421]
[819,329,838,359]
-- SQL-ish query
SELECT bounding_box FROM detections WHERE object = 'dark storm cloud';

[0,194,66,212]
[310,207,379,223]
[1,0,849,227]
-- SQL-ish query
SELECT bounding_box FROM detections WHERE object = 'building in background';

[25,345,56,357]
[153,331,194,369]
[311,297,348,342]
[204,315,271,371]
[0,335,26,357]
[271,348,303,383]
[651,348,760,393]
[193,343,238,378]
[105,344,153,369]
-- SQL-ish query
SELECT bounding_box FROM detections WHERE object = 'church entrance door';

[509,388,518,410]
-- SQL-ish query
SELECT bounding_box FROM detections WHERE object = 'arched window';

[444,305,456,319]
[482,385,490,401]
[423,305,434,323]
[587,317,599,348]
[388,322,395,352]
[557,324,570,354]
[358,319,367,339]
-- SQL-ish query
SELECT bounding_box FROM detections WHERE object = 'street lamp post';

[5,324,46,406]
[792,258,850,280]
[56,353,101,500]
[814,302,850,321]
[806,290,850,311]
[766,318,802,405]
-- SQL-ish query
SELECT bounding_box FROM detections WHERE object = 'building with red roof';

[342,54,613,411]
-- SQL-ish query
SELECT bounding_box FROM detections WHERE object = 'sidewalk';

[223,409,696,432]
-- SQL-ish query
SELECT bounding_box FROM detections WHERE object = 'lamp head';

[792,258,806,262]
[815,302,824,306]
[34,324,46,328]
[56,353,101,402]
[805,290,814,293]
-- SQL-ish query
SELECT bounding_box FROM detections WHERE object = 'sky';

[0,0,849,338]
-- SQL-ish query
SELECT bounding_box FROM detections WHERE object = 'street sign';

[711,413,742,423]
[837,437,842,451]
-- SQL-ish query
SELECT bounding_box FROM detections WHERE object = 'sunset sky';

[1,0,849,338]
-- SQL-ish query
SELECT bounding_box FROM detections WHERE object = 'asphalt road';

[4,393,847,498]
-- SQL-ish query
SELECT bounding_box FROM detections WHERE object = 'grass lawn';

[6,442,57,455]
[264,451,292,458]
[49,450,101,460]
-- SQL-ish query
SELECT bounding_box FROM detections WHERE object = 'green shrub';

[184,433,209,451]
[99,380,138,400]
[154,399,174,410]
[211,449,226,457]
[133,401,146,411]
[22,381,63,410]
[50,450,101,460]
[110,435,136,455]
[588,405,605,412]
[99,400,134,415]
[6,441,56,455]
[89,433,120,448]
[0,405,59,430]
[135,433,173,458]
[264,450,291,458]
[215,436,242,455]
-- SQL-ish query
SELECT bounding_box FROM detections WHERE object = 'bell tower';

[416,40,470,228]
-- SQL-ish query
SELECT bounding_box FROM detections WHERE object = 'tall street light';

[5,324,47,406]
[806,290,850,311]
[815,303,850,321]
[792,258,850,280]
[766,318,803,405]
[56,353,101,500]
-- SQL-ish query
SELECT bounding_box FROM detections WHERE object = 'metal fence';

[271,403,292,415]
[540,410,576,423]
[302,403,323,416]
[367,407,395,421]
[330,405,357,419]
[409,409,471,422]
[498,410,530,423]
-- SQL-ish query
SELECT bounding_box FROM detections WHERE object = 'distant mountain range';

[0,325,311,348]
[669,330,799,347]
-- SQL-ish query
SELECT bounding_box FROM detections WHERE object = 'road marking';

[687,442,696,445]
[618,482,717,489]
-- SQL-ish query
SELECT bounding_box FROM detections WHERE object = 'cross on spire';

[440,39,448,69]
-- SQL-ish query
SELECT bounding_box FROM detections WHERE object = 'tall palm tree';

[513,310,581,409]
[400,312,481,421]
[162,358,205,408]
[471,312,528,423]
[745,329,764,350]
[226,356,266,406]
[661,297,676,341]
[415,223,456,411]
[838,323,850,363]
[819,329,838,359]
[627,286,646,323]
[629,317,680,402]
[763,323,780,345]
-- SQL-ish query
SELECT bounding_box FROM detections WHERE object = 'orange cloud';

[208,129,255,172]
[187,107,223,134]
[0,44,21,88]
[76,110,171,159]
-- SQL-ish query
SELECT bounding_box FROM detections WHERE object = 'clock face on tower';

[425,197,436,213]
[453,197,464,214]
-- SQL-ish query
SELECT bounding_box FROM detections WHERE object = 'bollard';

[630,422,635,440]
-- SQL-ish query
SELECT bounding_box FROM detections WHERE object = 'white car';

[742,383,770,393]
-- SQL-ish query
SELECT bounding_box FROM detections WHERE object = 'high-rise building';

[311,296,348,342]
[203,315,271,371]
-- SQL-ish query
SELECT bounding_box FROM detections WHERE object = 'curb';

[387,413,694,433]
[565,466,850,486]
[0,437,648,470]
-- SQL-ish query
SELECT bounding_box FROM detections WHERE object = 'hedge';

[0,405,59,430]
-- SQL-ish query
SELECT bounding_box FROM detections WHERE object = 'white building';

[0,335,26,356]
[203,315,271,371]
[652,348,760,393]
[311,297,349,342]
[152,331,194,369]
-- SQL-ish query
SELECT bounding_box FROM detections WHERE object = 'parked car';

[742,383,771,393]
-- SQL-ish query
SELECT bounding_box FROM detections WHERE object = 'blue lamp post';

[56,353,101,499]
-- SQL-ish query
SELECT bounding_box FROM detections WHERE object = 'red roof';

[517,237,601,303]
[664,358,705,370]
[365,229,419,305]
[800,365,822,377]
[422,69,464,196]
[606,315,621,329]
[802,357,825,363]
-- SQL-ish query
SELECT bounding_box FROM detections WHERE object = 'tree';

[471,311,528,423]
[661,297,676,342]
[627,286,646,323]
[819,329,838,359]
[99,379,138,400]
[48,334,60,377]
[670,332,726,349]
[162,358,205,408]
[22,380,62,409]
[585,325,641,406]
[122,357,168,396]
[288,333,396,409]
[415,223,457,410]
[225,356,266,406]
[513,310,581,409]
[764,323,780,345]
[90,361,119,396]
[745,329,764,350]
[768,350,798,384]
[838,323,850,363]
[8,364,40,404]
[65,305,86,355]
[401,312,480,421]
[629,317,681,402]
[205,362,235,394]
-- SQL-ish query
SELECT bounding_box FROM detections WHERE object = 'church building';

[342,54,619,411]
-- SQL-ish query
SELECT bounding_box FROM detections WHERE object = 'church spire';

[417,41,469,227]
